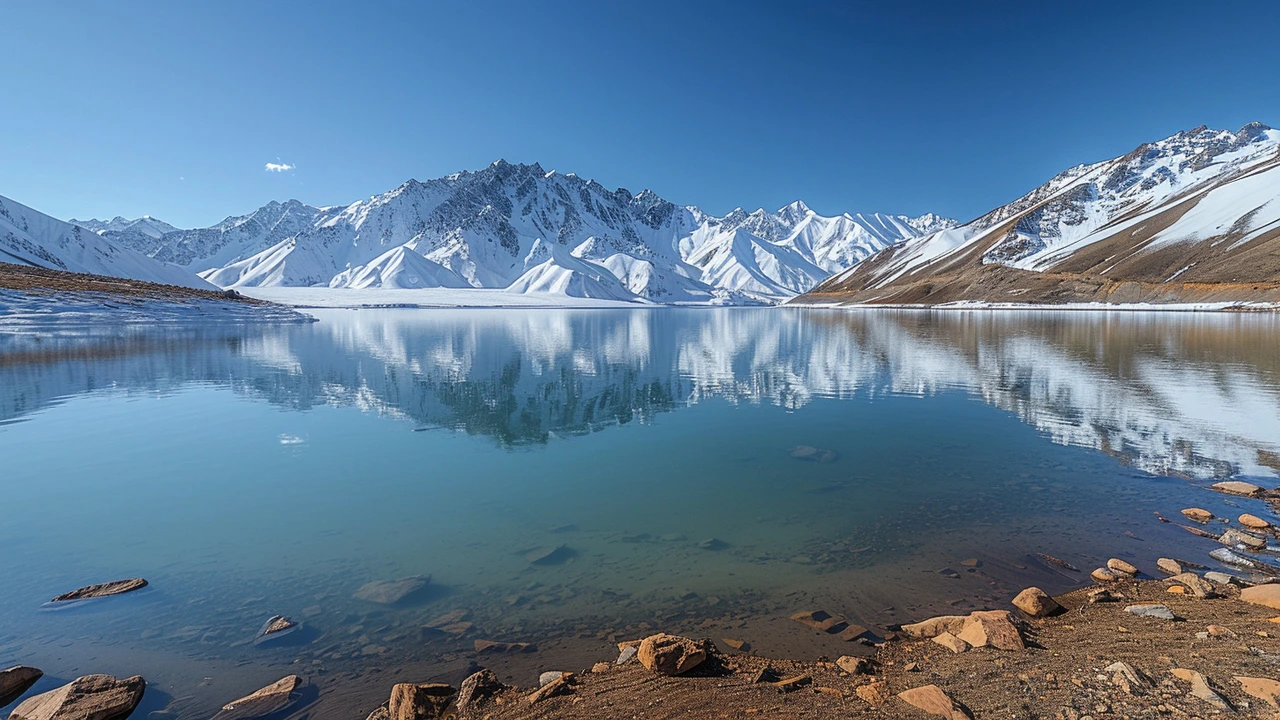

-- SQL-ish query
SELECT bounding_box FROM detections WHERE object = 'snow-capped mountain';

[76,163,950,304]
[801,123,1280,306]
[1,194,213,289]
[69,215,181,255]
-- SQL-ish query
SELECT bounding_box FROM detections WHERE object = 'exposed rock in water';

[1156,558,1184,575]
[353,576,430,605]
[1106,558,1138,575]
[252,616,299,646]
[1212,481,1264,497]
[896,684,973,719]
[1090,568,1118,583]
[637,634,709,676]
[210,676,302,720]
[1181,508,1214,522]
[1033,553,1078,572]
[1240,513,1273,529]
[45,579,148,607]
[1220,528,1267,549]
[9,674,145,720]
[455,669,505,715]
[1011,587,1061,617]
[789,445,838,463]
[0,666,43,707]
[387,682,455,720]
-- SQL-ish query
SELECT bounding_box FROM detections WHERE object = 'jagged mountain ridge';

[799,123,1280,306]
[74,163,952,304]
[1,194,213,289]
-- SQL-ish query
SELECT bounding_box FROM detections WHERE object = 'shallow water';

[2,308,1278,717]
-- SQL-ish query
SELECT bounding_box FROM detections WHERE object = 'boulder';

[896,685,973,720]
[525,675,572,705]
[900,615,968,639]
[1212,481,1264,497]
[387,682,455,720]
[1011,587,1060,617]
[931,632,969,654]
[354,576,430,605]
[1124,604,1175,620]
[455,669,504,715]
[1107,558,1138,575]
[1166,573,1215,598]
[9,674,145,720]
[636,634,707,676]
[1240,513,1272,530]
[1181,508,1214,522]
[1156,558,1184,575]
[1220,528,1266,550]
[210,676,302,720]
[1241,584,1280,610]
[1104,662,1149,693]
[955,610,1024,651]
[46,579,148,606]
[1170,668,1229,710]
[0,666,43,707]
[1091,568,1118,583]
[1235,676,1280,709]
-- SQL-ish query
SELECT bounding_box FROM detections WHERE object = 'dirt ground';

[327,577,1280,719]
[0,261,267,303]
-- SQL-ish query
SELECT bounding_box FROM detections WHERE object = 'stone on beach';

[955,610,1024,651]
[354,576,430,605]
[1156,558,1184,575]
[1240,584,1280,610]
[1236,676,1280,709]
[455,669,505,715]
[1180,508,1214,522]
[636,634,708,676]
[1012,587,1060,617]
[1106,558,1138,575]
[1170,668,1229,710]
[856,681,890,707]
[525,675,572,704]
[47,579,148,605]
[210,675,302,720]
[0,666,43,707]
[836,656,869,674]
[1124,604,1176,620]
[931,632,969,653]
[9,674,145,720]
[900,615,969,639]
[1165,572,1215,598]
[1090,568,1118,583]
[387,682,455,720]
[1212,480,1264,497]
[896,684,973,720]
[789,610,847,634]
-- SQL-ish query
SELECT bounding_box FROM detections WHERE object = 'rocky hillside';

[795,123,1280,306]
[71,163,951,304]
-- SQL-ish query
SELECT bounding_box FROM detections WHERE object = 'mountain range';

[798,123,1280,306]
[61,162,952,304]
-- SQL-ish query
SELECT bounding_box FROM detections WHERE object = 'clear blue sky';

[2,0,1277,228]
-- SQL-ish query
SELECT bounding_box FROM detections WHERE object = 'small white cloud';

[265,161,296,173]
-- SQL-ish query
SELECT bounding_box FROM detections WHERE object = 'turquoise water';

[2,308,1278,717]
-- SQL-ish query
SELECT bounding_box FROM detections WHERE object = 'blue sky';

[2,0,1277,228]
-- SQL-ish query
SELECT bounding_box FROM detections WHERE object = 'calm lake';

[2,308,1278,718]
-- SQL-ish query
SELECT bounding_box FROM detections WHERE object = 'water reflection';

[2,308,1277,478]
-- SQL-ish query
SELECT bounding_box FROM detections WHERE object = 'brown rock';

[1166,572,1215,598]
[252,616,299,645]
[9,674,145,720]
[789,610,848,634]
[0,666,43,707]
[900,615,968,639]
[1156,558,1184,575]
[388,682,456,720]
[1240,513,1272,530]
[956,610,1024,651]
[856,681,890,707]
[636,634,707,676]
[364,704,390,720]
[211,676,302,720]
[720,637,747,651]
[525,675,572,705]
[455,669,504,715]
[1235,676,1280,709]
[1107,558,1138,575]
[590,662,610,674]
[354,576,430,605]
[896,684,973,719]
[1090,568,1118,583]
[1087,588,1119,603]
[772,675,811,693]
[1181,508,1214,522]
[836,624,871,642]
[48,579,148,604]
[473,639,536,653]
[1011,587,1061,617]
[1241,584,1280,610]
[836,656,869,675]
[1169,668,1229,710]
[1212,481,1264,497]
[931,632,969,654]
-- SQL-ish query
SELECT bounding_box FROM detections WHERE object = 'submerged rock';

[44,579,148,608]
[353,576,430,605]
[252,616,299,646]
[0,666,43,707]
[474,639,536,653]
[524,545,571,565]
[789,445,838,463]
[789,610,848,634]
[210,676,302,720]
[9,674,145,720]
[637,634,708,676]
[955,610,1023,651]
[697,538,728,551]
